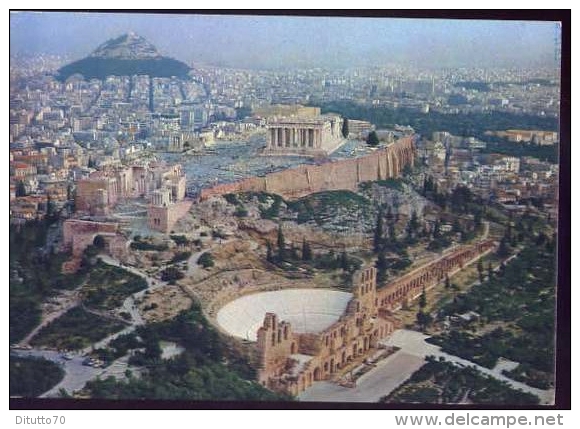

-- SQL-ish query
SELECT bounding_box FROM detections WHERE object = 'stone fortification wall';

[147,199,194,233]
[200,136,415,201]
[377,239,496,311]
[62,219,119,256]
[61,219,125,273]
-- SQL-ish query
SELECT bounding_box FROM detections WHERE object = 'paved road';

[381,329,555,405]
[299,329,554,404]
[10,349,102,397]
[298,350,424,402]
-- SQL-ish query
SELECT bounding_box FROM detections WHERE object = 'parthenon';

[264,114,345,156]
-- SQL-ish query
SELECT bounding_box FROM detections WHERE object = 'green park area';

[382,357,539,405]
[30,306,126,350]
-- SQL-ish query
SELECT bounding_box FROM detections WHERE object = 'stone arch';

[313,367,322,381]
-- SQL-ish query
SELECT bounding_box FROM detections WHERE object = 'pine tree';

[433,220,441,239]
[497,237,509,257]
[376,251,388,285]
[341,118,349,138]
[301,238,312,261]
[277,225,285,260]
[340,251,349,271]
[16,180,26,197]
[419,286,427,309]
[373,211,384,253]
[477,259,484,283]
[366,131,379,147]
[266,240,274,262]
[416,310,432,331]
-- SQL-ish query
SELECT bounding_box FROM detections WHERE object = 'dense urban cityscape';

[10,14,561,407]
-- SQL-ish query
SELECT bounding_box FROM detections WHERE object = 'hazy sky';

[9,12,560,69]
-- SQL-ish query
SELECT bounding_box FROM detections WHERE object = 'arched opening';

[341,351,346,365]
[330,358,335,373]
[271,332,276,346]
[291,342,296,354]
[313,367,321,381]
[352,343,357,357]
[93,234,106,249]
[324,362,329,373]
[284,325,288,340]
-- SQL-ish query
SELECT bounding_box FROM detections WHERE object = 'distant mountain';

[57,32,191,81]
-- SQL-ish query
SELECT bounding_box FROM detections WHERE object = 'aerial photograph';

[9,11,565,407]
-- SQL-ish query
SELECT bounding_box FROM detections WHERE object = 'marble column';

[271,128,277,148]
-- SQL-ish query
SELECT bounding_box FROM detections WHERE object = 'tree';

[198,252,214,269]
[386,205,394,224]
[340,251,349,271]
[376,251,388,285]
[277,225,286,260]
[419,287,427,309]
[477,259,484,283]
[16,180,27,197]
[416,310,432,331]
[433,220,441,239]
[407,210,419,240]
[388,223,397,242]
[341,118,349,138]
[366,130,379,147]
[373,211,384,253]
[487,262,494,281]
[474,210,483,229]
[301,238,312,261]
[497,237,510,258]
[161,266,185,282]
[266,240,274,263]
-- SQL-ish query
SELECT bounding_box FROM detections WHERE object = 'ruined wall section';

[256,266,397,396]
[377,239,496,311]
[200,136,415,201]
[62,219,119,256]
[256,313,298,386]
[61,219,125,273]
[147,199,193,233]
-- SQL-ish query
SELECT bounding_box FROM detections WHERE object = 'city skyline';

[10,12,561,70]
